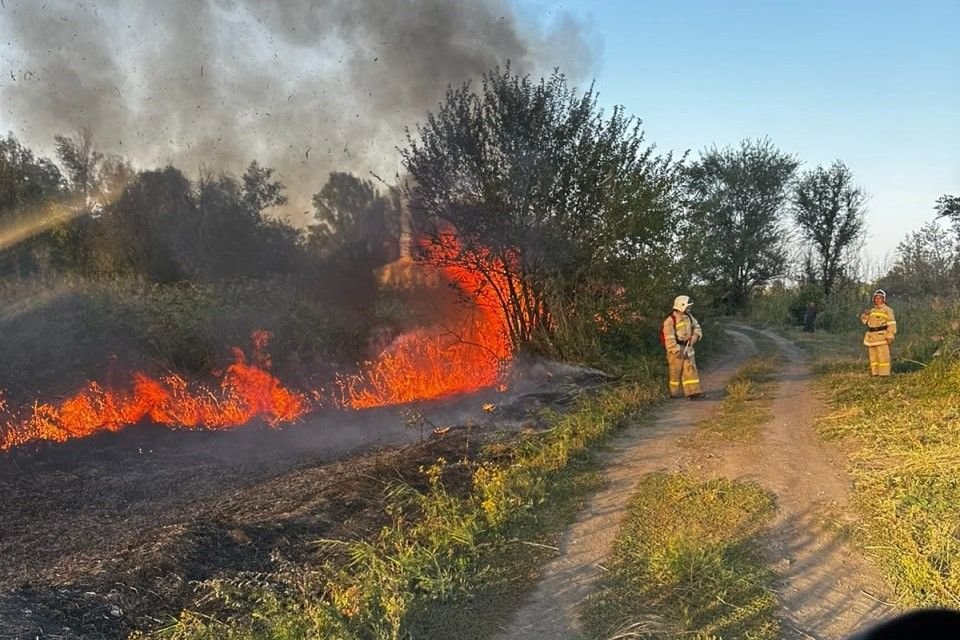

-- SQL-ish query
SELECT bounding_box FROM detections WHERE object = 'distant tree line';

[2,65,956,359]
[0,130,400,284]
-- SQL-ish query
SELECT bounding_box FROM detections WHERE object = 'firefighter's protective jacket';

[861,304,896,346]
[663,311,702,356]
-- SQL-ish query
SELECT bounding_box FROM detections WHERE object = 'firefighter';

[663,295,704,399]
[859,289,897,376]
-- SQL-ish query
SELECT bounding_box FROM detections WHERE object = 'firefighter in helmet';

[663,295,704,399]
[859,289,896,376]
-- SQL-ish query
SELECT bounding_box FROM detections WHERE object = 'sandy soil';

[496,327,897,640]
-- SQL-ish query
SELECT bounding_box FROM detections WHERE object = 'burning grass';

[0,231,525,450]
[337,231,517,409]
[0,331,310,451]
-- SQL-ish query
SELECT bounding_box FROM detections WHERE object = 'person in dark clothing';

[803,302,817,332]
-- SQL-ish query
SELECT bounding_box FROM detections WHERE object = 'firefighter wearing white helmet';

[662,295,704,399]
[859,289,897,376]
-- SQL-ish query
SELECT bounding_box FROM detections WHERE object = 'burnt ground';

[0,362,609,639]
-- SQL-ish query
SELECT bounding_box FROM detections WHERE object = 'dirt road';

[496,327,896,640]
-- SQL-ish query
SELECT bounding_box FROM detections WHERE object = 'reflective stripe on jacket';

[663,311,703,355]
[862,304,896,346]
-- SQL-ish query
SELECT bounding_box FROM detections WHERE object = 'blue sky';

[520,0,960,269]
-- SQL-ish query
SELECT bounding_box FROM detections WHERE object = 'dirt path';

[496,327,896,640]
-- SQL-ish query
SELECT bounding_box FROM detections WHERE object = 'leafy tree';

[400,66,683,352]
[0,133,67,274]
[936,194,960,237]
[54,127,103,200]
[241,160,287,214]
[685,139,798,310]
[0,133,65,209]
[107,166,195,282]
[880,221,958,297]
[191,161,300,278]
[311,171,394,264]
[791,161,866,295]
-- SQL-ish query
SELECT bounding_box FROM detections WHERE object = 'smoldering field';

[0,3,607,636]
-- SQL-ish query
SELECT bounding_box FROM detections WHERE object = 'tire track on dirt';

[711,328,897,639]
[495,329,758,640]
[496,328,897,640]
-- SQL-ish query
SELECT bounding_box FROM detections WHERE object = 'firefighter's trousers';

[667,351,701,397]
[867,342,891,376]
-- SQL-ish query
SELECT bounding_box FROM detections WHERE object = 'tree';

[311,171,393,264]
[0,133,67,274]
[685,139,798,310]
[241,160,287,215]
[107,166,195,282]
[0,133,65,210]
[400,66,683,352]
[55,127,103,200]
[880,221,958,297]
[791,161,866,296]
[936,193,960,237]
[191,161,301,278]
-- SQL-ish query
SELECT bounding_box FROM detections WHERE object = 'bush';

[0,274,381,401]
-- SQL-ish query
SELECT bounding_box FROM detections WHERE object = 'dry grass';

[811,299,960,608]
[580,473,780,640]
[685,329,780,444]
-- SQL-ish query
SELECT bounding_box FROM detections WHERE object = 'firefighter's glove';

[684,346,694,359]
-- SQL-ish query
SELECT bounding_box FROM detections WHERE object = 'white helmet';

[673,295,692,312]
[873,289,886,300]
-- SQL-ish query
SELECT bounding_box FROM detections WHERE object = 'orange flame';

[0,331,309,451]
[0,234,520,452]
[339,231,514,409]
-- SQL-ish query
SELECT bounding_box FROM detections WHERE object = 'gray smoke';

[0,0,597,224]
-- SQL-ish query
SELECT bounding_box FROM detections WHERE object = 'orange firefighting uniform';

[663,311,703,396]
[860,303,896,376]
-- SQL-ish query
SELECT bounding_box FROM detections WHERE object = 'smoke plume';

[0,0,596,223]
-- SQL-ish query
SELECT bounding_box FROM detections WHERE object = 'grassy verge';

[581,473,779,640]
[684,328,780,444]
[816,350,960,607]
[802,299,960,606]
[148,358,665,640]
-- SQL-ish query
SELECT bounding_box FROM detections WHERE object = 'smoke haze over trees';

[0,0,597,221]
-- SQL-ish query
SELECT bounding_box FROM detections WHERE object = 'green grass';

[685,328,780,444]
[806,298,960,607]
[816,352,960,608]
[580,473,779,640]
[149,358,665,640]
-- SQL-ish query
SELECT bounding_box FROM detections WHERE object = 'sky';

[1,0,957,271]
[519,0,959,270]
